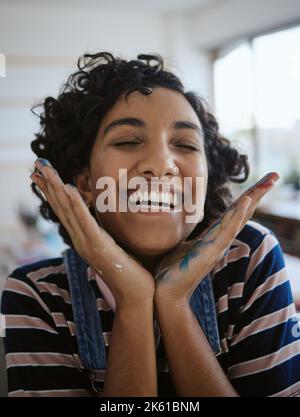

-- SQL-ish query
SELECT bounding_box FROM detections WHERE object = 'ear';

[74,167,93,206]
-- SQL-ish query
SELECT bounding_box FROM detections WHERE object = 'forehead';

[98,87,201,133]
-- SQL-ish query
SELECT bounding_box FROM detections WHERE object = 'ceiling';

[2,0,223,14]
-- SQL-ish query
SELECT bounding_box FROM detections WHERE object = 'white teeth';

[128,190,180,207]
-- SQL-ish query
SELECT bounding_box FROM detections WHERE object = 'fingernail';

[270,173,280,184]
[257,172,280,188]
[256,173,271,185]
[30,167,44,179]
[36,158,52,168]
[271,178,279,186]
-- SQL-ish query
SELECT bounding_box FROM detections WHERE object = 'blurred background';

[0,0,299,308]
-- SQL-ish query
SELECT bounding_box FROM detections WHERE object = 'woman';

[1,52,300,397]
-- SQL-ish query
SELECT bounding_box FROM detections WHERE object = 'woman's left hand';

[154,172,280,304]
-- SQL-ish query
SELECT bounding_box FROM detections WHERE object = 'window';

[214,25,300,185]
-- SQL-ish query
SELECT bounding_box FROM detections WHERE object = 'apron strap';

[63,248,107,370]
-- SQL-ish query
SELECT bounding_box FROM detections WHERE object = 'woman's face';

[88,87,208,261]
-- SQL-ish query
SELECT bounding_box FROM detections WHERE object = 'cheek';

[181,154,208,176]
[90,155,120,200]
[182,161,208,199]
[194,159,208,193]
[180,162,207,226]
[90,149,137,190]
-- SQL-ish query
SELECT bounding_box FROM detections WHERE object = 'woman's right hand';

[31,158,155,308]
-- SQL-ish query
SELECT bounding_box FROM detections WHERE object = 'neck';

[125,248,165,276]
[140,255,163,275]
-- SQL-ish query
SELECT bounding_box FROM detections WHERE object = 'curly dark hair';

[31,51,249,246]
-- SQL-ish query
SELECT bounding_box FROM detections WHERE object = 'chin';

[125,235,180,258]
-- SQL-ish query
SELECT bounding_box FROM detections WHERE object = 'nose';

[136,142,179,179]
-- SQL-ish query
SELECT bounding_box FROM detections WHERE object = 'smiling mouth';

[127,189,183,212]
[133,200,175,209]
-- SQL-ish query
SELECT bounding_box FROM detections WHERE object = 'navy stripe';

[235,281,294,332]
[243,244,286,301]
[229,320,299,364]
[230,354,300,397]
[7,366,91,392]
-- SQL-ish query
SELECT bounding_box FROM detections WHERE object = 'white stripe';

[245,234,278,283]
[212,245,250,276]
[240,268,289,313]
[4,326,58,335]
[4,278,52,315]
[228,340,300,379]
[247,220,270,235]
[230,303,296,347]
[103,331,111,346]
[7,363,79,368]
[35,282,71,304]
[27,264,65,282]
[9,389,90,397]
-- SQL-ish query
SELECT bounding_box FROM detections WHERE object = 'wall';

[188,0,300,50]
[1,0,300,243]
[0,3,169,238]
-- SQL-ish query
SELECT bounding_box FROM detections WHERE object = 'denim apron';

[63,247,221,395]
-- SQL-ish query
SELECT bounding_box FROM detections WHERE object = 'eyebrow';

[173,120,203,136]
[103,117,203,137]
[103,118,145,136]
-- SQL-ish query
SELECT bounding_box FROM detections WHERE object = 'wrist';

[115,294,154,312]
[154,290,189,310]
[115,300,155,322]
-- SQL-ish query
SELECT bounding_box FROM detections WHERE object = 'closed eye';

[175,143,200,151]
[113,141,141,147]
[112,140,200,151]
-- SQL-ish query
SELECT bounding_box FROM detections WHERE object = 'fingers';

[239,171,279,211]
[211,195,252,251]
[64,183,110,244]
[232,172,279,230]
[163,172,279,276]
[31,172,69,225]
[193,180,270,266]
[161,174,279,295]
[35,159,75,217]
[216,171,280,236]
[30,159,86,242]
[31,159,117,256]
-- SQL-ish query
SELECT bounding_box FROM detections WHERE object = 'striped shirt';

[1,220,300,397]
